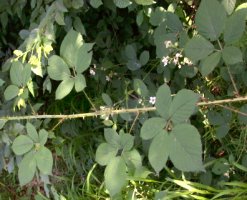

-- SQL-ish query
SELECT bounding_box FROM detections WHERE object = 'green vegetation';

[0,0,247,199]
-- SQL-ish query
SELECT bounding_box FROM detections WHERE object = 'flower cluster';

[161,40,193,68]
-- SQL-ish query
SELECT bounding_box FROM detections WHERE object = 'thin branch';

[0,96,246,121]
[215,104,247,117]
[217,39,239,95]
[128,112,140,134]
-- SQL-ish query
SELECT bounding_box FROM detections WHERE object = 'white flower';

[175,53,182,58]
[162,56,169,67]
[106,75,110,81]
[90,68,96,76]
[183,57,193,65]
[149,96,156,105]
[164,40,172,48]
[173,57,179,65]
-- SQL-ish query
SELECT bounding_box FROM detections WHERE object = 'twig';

[128,112,140,134]
[0,96,246,121]
[215,104,247,117]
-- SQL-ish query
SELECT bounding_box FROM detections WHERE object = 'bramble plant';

[0,0,247,199]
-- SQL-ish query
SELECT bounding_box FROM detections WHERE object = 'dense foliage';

[0,0,247,199]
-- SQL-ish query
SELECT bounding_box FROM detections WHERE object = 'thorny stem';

[0,96,246,122]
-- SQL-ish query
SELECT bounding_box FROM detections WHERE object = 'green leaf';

[123,149,142,168]
[119,132,134,151]
[0,120,7,129]
[222,46,242,65]
[238,105,247,124]
[195,0,227,41]
[18,151,36,186]
[221,0,236,15]
[35,146,53,175]
[55,12,65,25]
[155,84,172,120]
[10,61,23,86]
[166,12,183,33]
[95,143,118,166]
[90,0,103,8]
[212,158,230,175]
[140,117,166,140]
[169,124,204,171]
[148,131,170,173]
[4,85,19,101]
[0,78,5,87]
[55,78,74,100]
[125,45,136,60]
[169,89,199,124]
[216,124,229,139]
[127,59,142,71]
[47,55,71,81]
[75,44,93,73]
[133,79,148,97]
[104,156,127,196]
[60,29,83,66]
[22,64,32,85]
[102,93,113,106]
[73,17,86,35]
[135,0,155,5]
[104,128,120,147]
[74,74,86,92]
[26,122,39,142]
[139,51,149,66]
[39,129,48,146]
[150,7,166,26]
[12,135,34,155]
[184,36,214,63]
[136,11,144,26]
[200,51,221,76]
[113,0,132,8]
[224,10,246,44]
